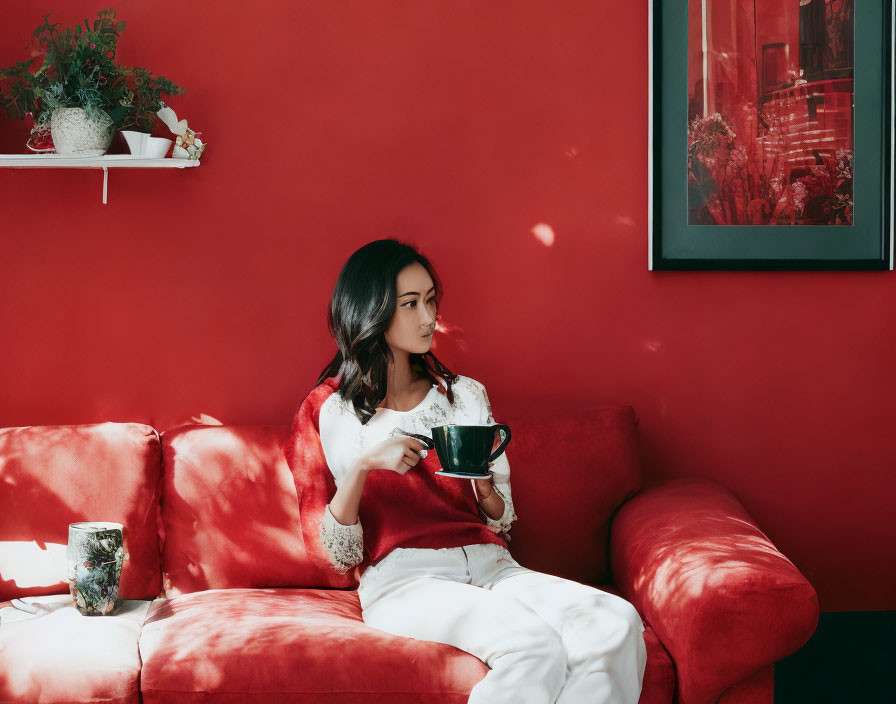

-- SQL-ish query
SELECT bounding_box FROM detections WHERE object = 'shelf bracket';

[102,166,108,204]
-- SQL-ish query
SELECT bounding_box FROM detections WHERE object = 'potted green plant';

[0,8,184,156]
[118,66,183,133]
[118,67,184,156]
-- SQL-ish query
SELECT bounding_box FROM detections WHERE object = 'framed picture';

[649,0,894,270]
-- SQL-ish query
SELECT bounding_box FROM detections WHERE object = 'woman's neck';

[385,352,426,392]
[381,355,430,409]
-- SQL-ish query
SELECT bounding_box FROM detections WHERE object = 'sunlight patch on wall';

[531,223,555,247]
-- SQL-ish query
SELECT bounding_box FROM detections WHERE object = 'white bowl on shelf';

[121,130,148,155]
[121,132,172,158]
[144,137,173,158]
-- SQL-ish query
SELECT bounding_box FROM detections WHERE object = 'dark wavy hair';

[316,238,459,424]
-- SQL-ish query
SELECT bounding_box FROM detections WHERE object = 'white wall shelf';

[0,154,200,204]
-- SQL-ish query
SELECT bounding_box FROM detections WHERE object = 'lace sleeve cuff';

[319,503,364,574]
[476,481,518,541]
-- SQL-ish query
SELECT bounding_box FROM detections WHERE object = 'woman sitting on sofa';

[288,237,646,704]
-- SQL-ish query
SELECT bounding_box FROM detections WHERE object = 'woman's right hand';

[363,436,429,475]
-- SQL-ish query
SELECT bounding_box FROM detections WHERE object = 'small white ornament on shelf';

[157,103,206,161]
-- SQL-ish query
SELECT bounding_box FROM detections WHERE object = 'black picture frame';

[649,0,894,271]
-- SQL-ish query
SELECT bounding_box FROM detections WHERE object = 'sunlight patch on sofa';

[0,540,66,588]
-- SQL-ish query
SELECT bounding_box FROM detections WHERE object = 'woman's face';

[385,262,438,356]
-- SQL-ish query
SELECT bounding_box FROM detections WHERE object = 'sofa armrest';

[609,478,818,704]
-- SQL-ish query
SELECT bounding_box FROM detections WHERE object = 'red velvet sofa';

[0,405,818,704]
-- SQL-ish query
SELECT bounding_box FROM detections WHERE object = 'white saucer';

[434,470,492,479]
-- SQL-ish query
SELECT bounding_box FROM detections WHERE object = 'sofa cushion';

[159,425,352,595]
[138,587,489,704]
[138,585,674,704]
[0,422,163,601]
[158,404,641,594]
[500,405,642,585]
[0,596,151,704]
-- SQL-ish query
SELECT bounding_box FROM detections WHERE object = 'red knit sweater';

[357,429,508,566]
[289,376,507,576]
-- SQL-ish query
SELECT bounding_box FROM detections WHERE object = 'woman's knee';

[561,598,644,659]
[607,596,645,635]
[602,601,645,651]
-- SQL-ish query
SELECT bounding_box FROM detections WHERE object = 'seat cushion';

[139,585,675,704]
[0,596,151,704]
[0,422,163,601]
[138,587,489,704]
[158,425,352,596]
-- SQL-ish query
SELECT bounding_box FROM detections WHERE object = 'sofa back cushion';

[0,422,163,601]
[158,404,641,593]
[158,425,352,596]
[500,405,643,585]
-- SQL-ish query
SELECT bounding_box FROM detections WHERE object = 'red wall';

[1,1,892,612]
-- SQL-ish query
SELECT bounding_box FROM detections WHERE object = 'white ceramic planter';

[50,107,114,156]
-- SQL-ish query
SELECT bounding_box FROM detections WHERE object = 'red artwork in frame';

[687,0,855,227]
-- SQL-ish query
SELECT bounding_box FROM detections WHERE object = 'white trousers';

[358,543,647,704]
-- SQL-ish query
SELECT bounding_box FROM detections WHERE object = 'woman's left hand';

[474,463,495,498]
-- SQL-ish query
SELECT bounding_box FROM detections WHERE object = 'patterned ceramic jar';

[50,107,114,156]
[66,522,128,616]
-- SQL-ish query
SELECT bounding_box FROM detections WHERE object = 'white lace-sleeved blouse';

[317,375,517,574]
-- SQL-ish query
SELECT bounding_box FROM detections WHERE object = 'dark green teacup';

[430,424,512,477]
